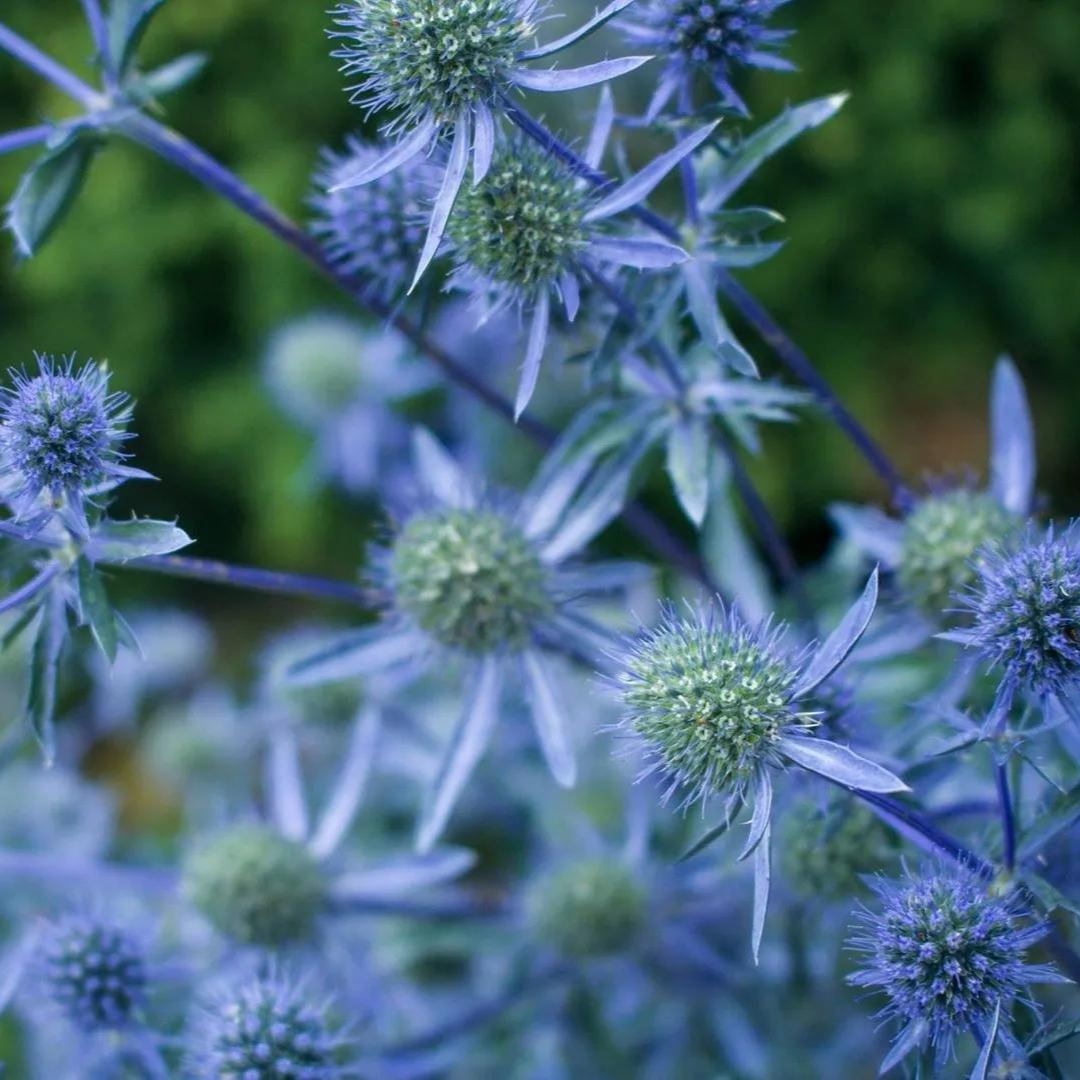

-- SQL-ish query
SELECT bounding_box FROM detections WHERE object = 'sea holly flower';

[613,568,907,960]
[261,314,428,494]
[833,357,1034,627]
[620,0,794,117]
[944,525,1080,725]
[287,428,651,851]
[311,137,434,304]
[445,105,713,415]
[0,354,149,537]
[0,909,173,1078]
[848,868,1062,1073]
[330,0,652,287]
[185,966,354,1078]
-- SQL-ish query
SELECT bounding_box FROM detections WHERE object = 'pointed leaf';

[515,290,550,420]
[970,1001,1000,1080]
[751,822,770,965]
[108,0,170,74]
[86,518,192,561]
[707,95,848,208]
[1017,782,1080,862]
[412,427,472,508]
[25,597,64,765]
[585,122,718,221]
[0,563,62,617]
[76,557,118,662]
[267,726,308,842]
[990,355,1035,515]
[330,116,436,190]
[509,56,651,92]
[332,848,476,900]
[878,1022,926,1076]
[286,625,420,687]
[520,0,640,59]
[310,706,382,859]
[410,111,470,290]
[472,101,495,185]
[739,772,772,862]
[416,659,502,853]
[792,567,878,698]
[666,417,711,526]
[682,259,758,375]
[523,649,576,787]
[589,236,689,268]
[7,130,100,257]
[778,734,909,793]
[584,85,614,170]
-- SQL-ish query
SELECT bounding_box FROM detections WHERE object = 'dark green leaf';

[76,557,119,662]
[1021,868,1080,920]
[109,0,171,75]
[130,52,208,102]
[1028,1015,1080,1056]
[7,130,100,257]
[1,603,41,652]
[25,598,64,765]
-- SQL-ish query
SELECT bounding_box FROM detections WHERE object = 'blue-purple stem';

[99,552,373,609]
[0,124,53,156]
[995,759,1017,872]
[503,95,908,501]
[0,24,712,590]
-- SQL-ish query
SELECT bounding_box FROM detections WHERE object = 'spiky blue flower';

[621,0,794,116]
[0,355,147,533]
[330,0,651,289]
[445,123,709,415]
[39,913,148,1033]
[947,527,1080,722]
[287,428,652,849]
[186,968,350,1079]
[311,137,433,302]
[848,869,1057,1067]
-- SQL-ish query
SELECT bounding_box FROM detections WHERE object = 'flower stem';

[0,21,102,107]
[0,124,53,157]
[504,96,908,500]
[995,759,1017,872]
[98,553,373,608]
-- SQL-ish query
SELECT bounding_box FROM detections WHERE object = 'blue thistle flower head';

[186,968,350,1079]
[182,823,326,947]
[0,355,146,531]
[951,526,1080,711]
[848,869,1054,1062]
[311,137,432,302]
[39,913,148,1033]
[613,603,815,808]
[622,0,794,115]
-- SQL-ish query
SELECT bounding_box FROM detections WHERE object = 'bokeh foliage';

[1,0,1077,584]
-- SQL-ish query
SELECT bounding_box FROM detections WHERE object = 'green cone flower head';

[527,858,647,959]
[898,489,1015,615]
[391,505,551,654]
[183,824,325,947]
[616,605,812,807]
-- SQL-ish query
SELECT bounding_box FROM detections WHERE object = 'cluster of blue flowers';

[0,0,1077,1076]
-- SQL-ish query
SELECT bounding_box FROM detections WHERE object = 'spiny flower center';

[898,490,1016,614]
[527,859,646,959]
[392,507,550,653]
[619,617,800,800]
[43,917,147,1032]
[664,0,772,67]
[182,824,325,947]
[451,146,588,295]
[338,0,530,122]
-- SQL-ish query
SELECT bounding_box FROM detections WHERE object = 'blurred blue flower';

[288,428,651,851]
[620,0,794,116]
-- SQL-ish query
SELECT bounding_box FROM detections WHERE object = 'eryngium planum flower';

[330,0,650,287]
[947,526,1080,720]
[186,969,349,1079]
[40,914,147,1032]
[0,355,147,532]
[621,0,794,116]
[311,137,431,302]
[848,870,1057,1065]
[182,823,326,947]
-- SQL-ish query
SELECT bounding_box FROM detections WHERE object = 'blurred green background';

[1,0,1078,603]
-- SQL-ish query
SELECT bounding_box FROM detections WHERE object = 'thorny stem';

[0,20,714,592]
[503,96,908,500]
